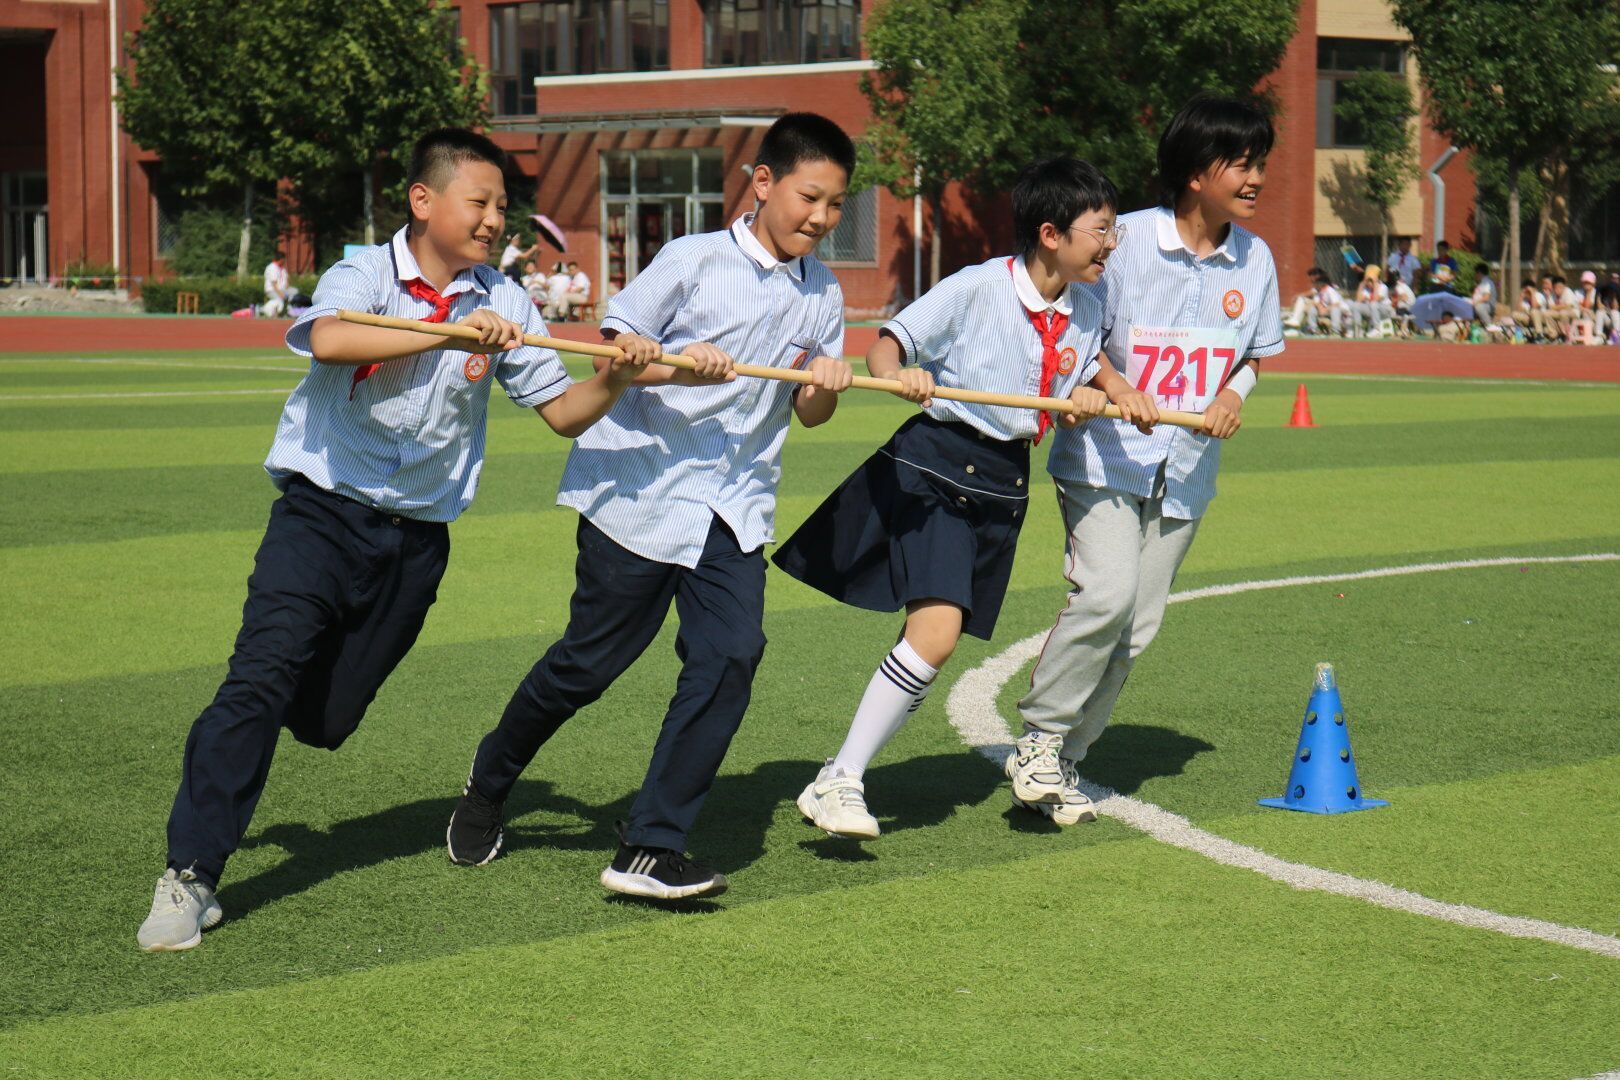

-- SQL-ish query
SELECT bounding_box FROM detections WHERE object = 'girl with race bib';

[1005,96,1285,825]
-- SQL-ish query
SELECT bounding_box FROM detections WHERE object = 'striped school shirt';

[556,214,845,567]
[883,255,1103,441]
[1046,205,1285,520]
[275,226,571,522]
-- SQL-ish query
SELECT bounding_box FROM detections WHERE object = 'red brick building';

[8,0,1487,311]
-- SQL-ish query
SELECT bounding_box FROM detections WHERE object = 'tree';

[268,0,488,249]
[118,0,285,279]
[860,0,1298,289]
[1390,0,1620,299]
[858,0,1025,289]
[1335,71,1419,265]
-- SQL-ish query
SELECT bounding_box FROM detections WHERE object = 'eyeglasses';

[1068,222,1126,246]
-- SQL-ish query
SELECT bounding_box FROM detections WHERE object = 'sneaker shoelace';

[162,870,197,911]
[820,775,869,810]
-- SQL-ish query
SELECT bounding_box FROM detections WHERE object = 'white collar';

[731,214,805,281]
[1010,255,1072,316]
[390,226,487,295]
[1156,205,1236,263]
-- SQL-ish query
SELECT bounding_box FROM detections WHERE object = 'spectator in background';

[1516,281,1547,340]
[1351,265,1393,338]
[1470,264,1498,327]
[1387,236,1420,288]
[521,259,548,307]
[499,233,534,283]
[261,252,290,318]
[1429,240,1459,293]
[1575,271,1610,343]
[1391,275,1416,337]
[1541,275,1579,342]
[1285,266,1346,336]
[1599,272,1620,344]
[565,261,591,314]
[541,261,572,321]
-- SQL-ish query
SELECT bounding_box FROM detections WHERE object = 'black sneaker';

[600,824,728,900]
[446,773,504,867]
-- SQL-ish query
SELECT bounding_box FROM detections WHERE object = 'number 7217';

[1132,344,1236,397]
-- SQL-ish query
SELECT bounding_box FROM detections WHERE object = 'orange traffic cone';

[1288,383,1316,428]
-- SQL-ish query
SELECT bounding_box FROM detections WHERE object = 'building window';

[601,149,725,292]
[490,0,670,114]
[819,185,876,263]
[1316,37,1406,149]
[703,0,860,67]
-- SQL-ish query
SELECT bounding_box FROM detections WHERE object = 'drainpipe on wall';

[109,0,122,277]
[912,164,921,303]
[1426,146,1458,247]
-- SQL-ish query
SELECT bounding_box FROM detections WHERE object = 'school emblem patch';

[1057,347,1078,375]
[1222,289,1245,318]
[464,354,490,382]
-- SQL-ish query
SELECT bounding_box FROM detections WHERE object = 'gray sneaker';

[1013,757,1098,826]
[137,868,223,952]
[1004,729,1066,804]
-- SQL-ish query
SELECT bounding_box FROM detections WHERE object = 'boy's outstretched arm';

[307,309,524,365]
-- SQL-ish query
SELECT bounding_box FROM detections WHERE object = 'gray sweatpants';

[1018,479,1201,762]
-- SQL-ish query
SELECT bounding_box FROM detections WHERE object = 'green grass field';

[2,349,1618,1077]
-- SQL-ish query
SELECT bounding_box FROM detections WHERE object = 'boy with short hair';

[136,128,648,952]
[1008,96,1284,824]
[448,113,856,899]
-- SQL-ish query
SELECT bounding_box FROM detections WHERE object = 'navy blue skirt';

[772,414,1031,640]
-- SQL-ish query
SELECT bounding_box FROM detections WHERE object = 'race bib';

[1124,325,1242,410]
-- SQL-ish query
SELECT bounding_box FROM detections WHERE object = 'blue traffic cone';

[1258,663,1388,814]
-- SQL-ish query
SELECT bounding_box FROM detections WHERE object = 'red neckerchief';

[1007,258,1069,443]
[351,278,454,400]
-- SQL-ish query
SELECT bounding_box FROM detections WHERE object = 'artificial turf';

[1,350,1617,1076]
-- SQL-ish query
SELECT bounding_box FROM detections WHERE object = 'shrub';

[141,274,320,315]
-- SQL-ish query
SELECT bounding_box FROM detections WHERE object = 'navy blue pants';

[472,514,766,852]
[166,478,449,887]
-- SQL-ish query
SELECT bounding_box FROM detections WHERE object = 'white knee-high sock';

[831,639,939,776]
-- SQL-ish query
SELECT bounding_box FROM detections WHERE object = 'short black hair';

[408,128,507,199]
[1012,157,1118,255]
[754,112,856,183]
[1552,274,1566,285]
[1437,239,1451,250]
[1156,95,1275,207]
[1307,265,1327,280]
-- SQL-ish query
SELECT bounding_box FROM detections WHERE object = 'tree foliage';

[120,0,488,274]
[1334,71,1419,262]
[1389,0,1620,292]
[859,0,1298,284]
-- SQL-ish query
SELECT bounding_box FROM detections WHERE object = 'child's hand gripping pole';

[336,310,1209,431]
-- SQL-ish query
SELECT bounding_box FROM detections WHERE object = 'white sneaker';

[137,868,223,952]
[1013,758,1098,826]
[797,761,880,840]
[1004,729,1066,804]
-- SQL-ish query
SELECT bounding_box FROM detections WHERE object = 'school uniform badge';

[464,354,489,382]
[1057,347,1078,375]
[1223,290,1245,318]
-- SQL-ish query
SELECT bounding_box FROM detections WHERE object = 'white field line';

[0,356,306,374]
[947,554,1620,960]
[0,388,296,402]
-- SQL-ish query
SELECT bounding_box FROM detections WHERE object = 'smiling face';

[750,159,849,262]
[1041,206,1117,285]
[1190,155,1266,223]
[409,159,508,272]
